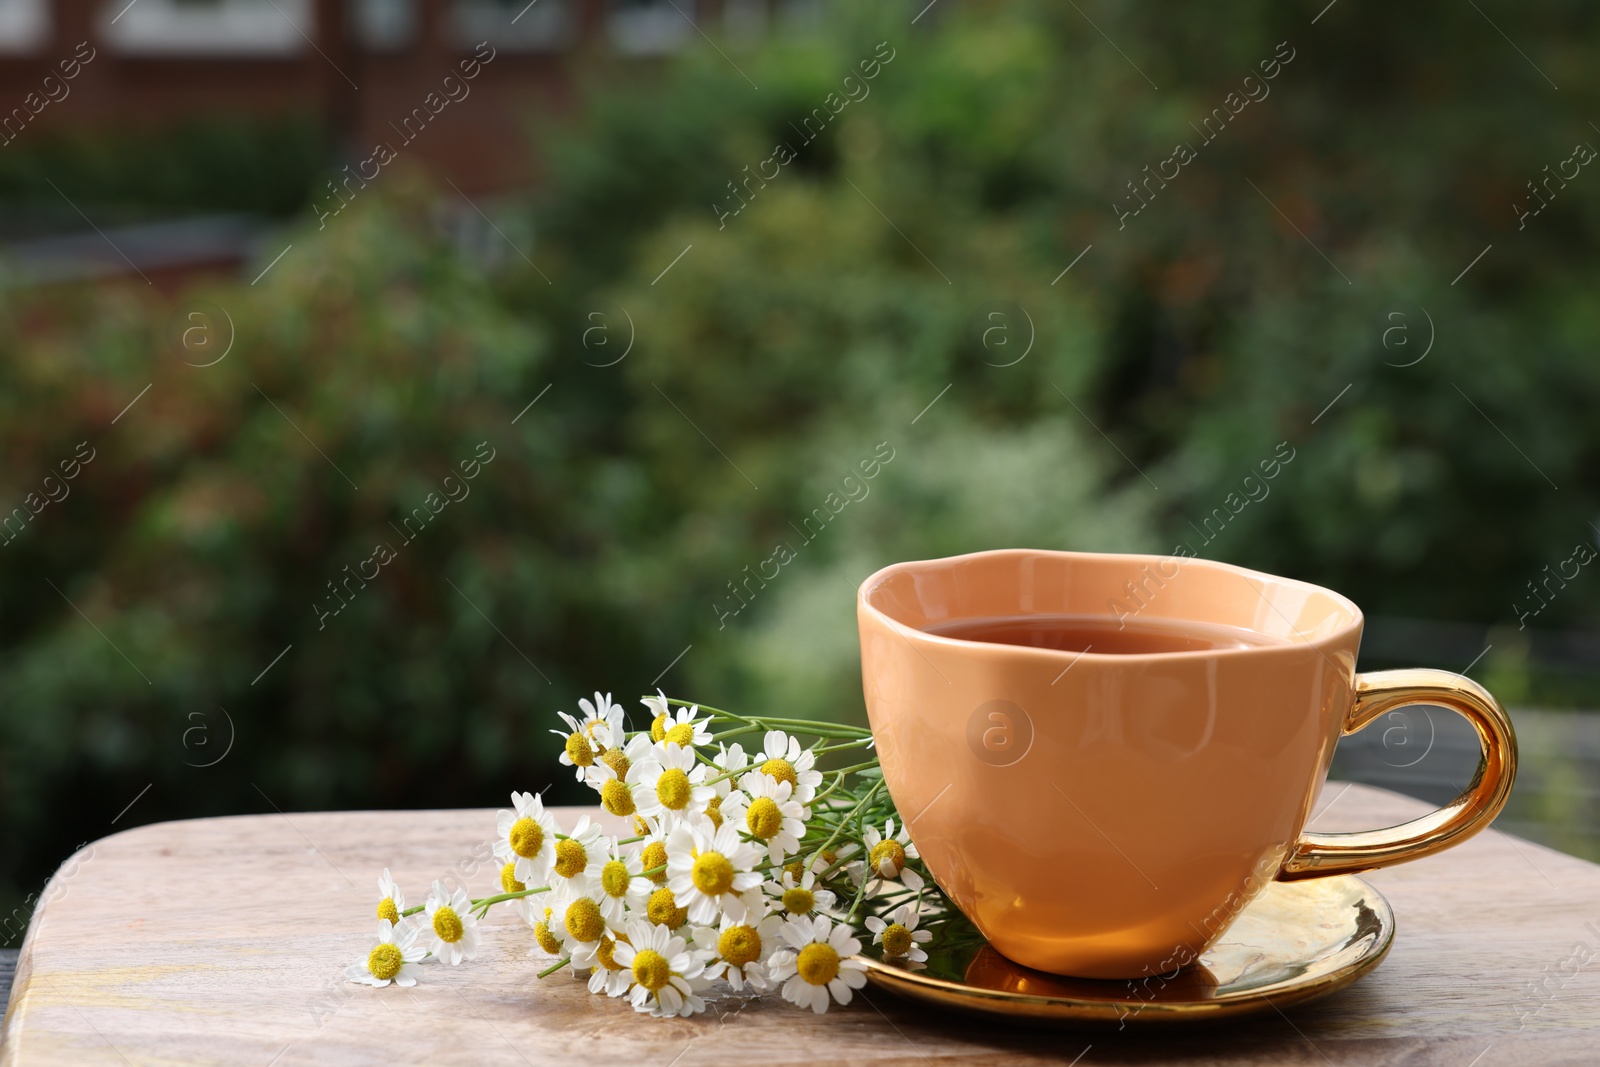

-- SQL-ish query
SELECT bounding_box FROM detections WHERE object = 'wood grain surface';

[2,784,1597,1065]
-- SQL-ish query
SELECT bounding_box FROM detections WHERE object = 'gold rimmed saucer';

[859,874,1394,1024]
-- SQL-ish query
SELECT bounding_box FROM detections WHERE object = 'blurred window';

[0,0,50,53]
[450,0,575,53]
[723,0,765,44]
[608,0,694,56]
[775,0,819,31]
[351,0,417,51]
[99,0,314,55]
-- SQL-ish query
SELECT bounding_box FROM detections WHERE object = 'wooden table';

[2,784,1596,1065]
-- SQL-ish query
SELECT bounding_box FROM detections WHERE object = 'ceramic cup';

[856,549,1516,979]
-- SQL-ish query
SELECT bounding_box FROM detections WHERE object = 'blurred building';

[0,0,793,285]
[0,0,796,192]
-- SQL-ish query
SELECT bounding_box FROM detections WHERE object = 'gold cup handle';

[1280,668,1518,880]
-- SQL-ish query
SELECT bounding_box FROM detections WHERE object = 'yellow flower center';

[500,862,525,894]
[508,816,544,858]
[640,841,669,884]
[705,795,723,829]
[797,942,841,985]
[632,948,671,992]
[432,905,464,943]
[882,923,913,956]
[534,915,563,955]
[554,839,587,879]
[664,722,695,746]
[650,713,669,742]
[656,768,691,810]
[368,942,403,981]
[782,886,815,914]
[870,839,906,876]
[746,797,783,840]
[564,897,605,943]
[601,779,635,817]
[691,851,735,896]
[718,924,762,967]
[760,757,797,789]
[600,746,630,779]
[596,934,629,971]
[564,731,595,767]
[601,859,631,898]
[376,896,399,923]
[646,887,688,929]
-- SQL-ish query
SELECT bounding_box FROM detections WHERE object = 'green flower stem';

[809,738,875,757]
[703,750,879,792]
[702,766,742,788]
[397,883,553,921]
[661,698,873,738]
[808,770,850,807]
[843,804,878,924]
[807,778,882,870]
[707,725,761,742]
[818,759,881,779]
[469,885,552,917]
[537,957,570,979]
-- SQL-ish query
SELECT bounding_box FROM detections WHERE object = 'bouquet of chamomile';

[346,692,942,1016]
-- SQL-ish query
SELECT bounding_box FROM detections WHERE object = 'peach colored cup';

[857,549,1516,979]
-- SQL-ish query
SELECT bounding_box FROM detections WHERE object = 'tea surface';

[922,613,1283,654]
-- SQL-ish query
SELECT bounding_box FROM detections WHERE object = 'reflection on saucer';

[963,944,1222,1001]
[857,875,1395,1024]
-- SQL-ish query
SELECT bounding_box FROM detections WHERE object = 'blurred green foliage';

[4,0,1600,922]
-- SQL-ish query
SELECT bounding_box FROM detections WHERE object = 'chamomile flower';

[765,865,838,919]
[634,742,716,826]
[526,902,564,955]
[493,790,557,887]
[637,832,671,886]
[861,818,924,895]
[768,914,869,1014]
[641,688,670,720]
[590,730,654,793]
[583,754,659,821]
[727,771,805,864]
[586,838,652,924]
[612,919,709,1017]
[644,885,691,931]
[374,868,405,925]
[346,919,426,988]
[552,883,620,970]
[588,932,633,996]
[665,821,763,925]
[647,697,712,748]
[499,861,526,895]
[548,815,606,895]
[556,694,617,783]
[751,730,824,809]
[423,881,480,966]
[702,741,749,830]
[865,903,932,963]
[693,911,784,992]
[578,691,626,744]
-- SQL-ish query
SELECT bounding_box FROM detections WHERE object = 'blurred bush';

[5,0,1600,921]
[0,113,330,237]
